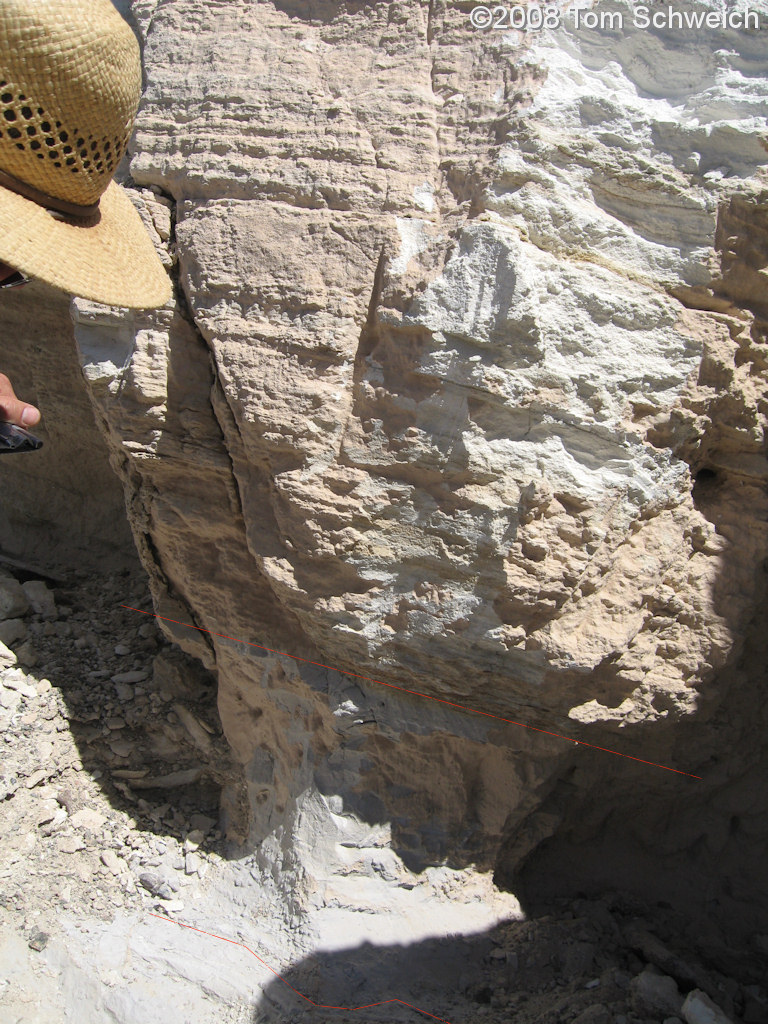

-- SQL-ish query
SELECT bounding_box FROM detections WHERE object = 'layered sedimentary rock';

[0,281,135,571]
[56,0,768,942]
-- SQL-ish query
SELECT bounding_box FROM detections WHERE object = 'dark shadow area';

[487,196,768,1013]
[252,890,768,1023]
[507,586,768,960]
[0,280,135,572]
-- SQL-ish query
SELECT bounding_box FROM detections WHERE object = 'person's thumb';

[0,376,41,427]
[0,400,39,427]
[19,403,41,427]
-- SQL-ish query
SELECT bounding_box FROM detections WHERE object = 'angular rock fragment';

[25,769,48,789]
[0,619,26,646]
[111,670,149,684]
[184,852,201,875]
[14,641,38,668]
[21,581,57,620]
[622,923,712,996]
[0,639,16,669]
[139,872,174,900]
[630,967,684,1018]
[100,849,123,875]
[131,767,203,789]
[172,703,212,752]
[108,738,133,758]
[58,835,85,854]
[681,990,733,1024]
[68,808,106,832]
[188,813,216,834]
[0,578,29,620]
[27,928,49,952]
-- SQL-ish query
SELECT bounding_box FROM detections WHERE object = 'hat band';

[0,167,100,224]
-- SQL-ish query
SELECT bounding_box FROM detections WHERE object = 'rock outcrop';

[0,281,135,571]
[3,0,768,983]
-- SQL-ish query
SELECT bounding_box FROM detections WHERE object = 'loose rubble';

[0,562,765,1023]
[0,565,240,941]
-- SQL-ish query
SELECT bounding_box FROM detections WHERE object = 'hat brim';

[0,179,172,308]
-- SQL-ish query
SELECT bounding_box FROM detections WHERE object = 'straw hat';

[0,0,171,308]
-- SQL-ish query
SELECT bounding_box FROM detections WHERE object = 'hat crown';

[0,0,141,208]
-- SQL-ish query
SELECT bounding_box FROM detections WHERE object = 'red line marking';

[149,912,454,1021]
[121,605,702,780]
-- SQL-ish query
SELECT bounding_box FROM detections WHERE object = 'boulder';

[630,967,684,1019]
[21,580,57,620]
[0,578,29,621]
[0,618,26,646]
[681,990,733,1024]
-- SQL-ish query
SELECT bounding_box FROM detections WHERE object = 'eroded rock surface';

[6,0,768,988]
[0,281,135,571]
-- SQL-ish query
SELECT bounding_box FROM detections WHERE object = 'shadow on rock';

[251,891,767,1024]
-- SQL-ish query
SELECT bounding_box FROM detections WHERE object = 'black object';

[0,270,30,289]
[0,421,43,453]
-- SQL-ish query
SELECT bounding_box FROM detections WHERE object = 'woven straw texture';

[0,0,170,307]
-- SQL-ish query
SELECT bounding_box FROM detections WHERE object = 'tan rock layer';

[43,0,768,941]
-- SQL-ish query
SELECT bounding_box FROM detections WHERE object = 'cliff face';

[0,281,136,572]
[6,0,768,963]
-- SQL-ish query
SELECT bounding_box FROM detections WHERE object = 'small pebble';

[69,807,106,831]
[111,670,149,684]
[3,670,36,697]
[139,872,174,900]
[188,813,216,833]
[101,849,122,875]
[35,800,59,827]
[183,829,205,852]
[25,769,47,789]
[59,835,86,854]
[185,852,202,875]
[28,928,50,952]
[109,738,133,758]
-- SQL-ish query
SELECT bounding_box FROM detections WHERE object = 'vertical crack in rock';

[355,243,388,367]
[426,0,437,45]
[61,0,768,958]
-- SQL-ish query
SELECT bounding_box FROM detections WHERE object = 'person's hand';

[0,373,41,427]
